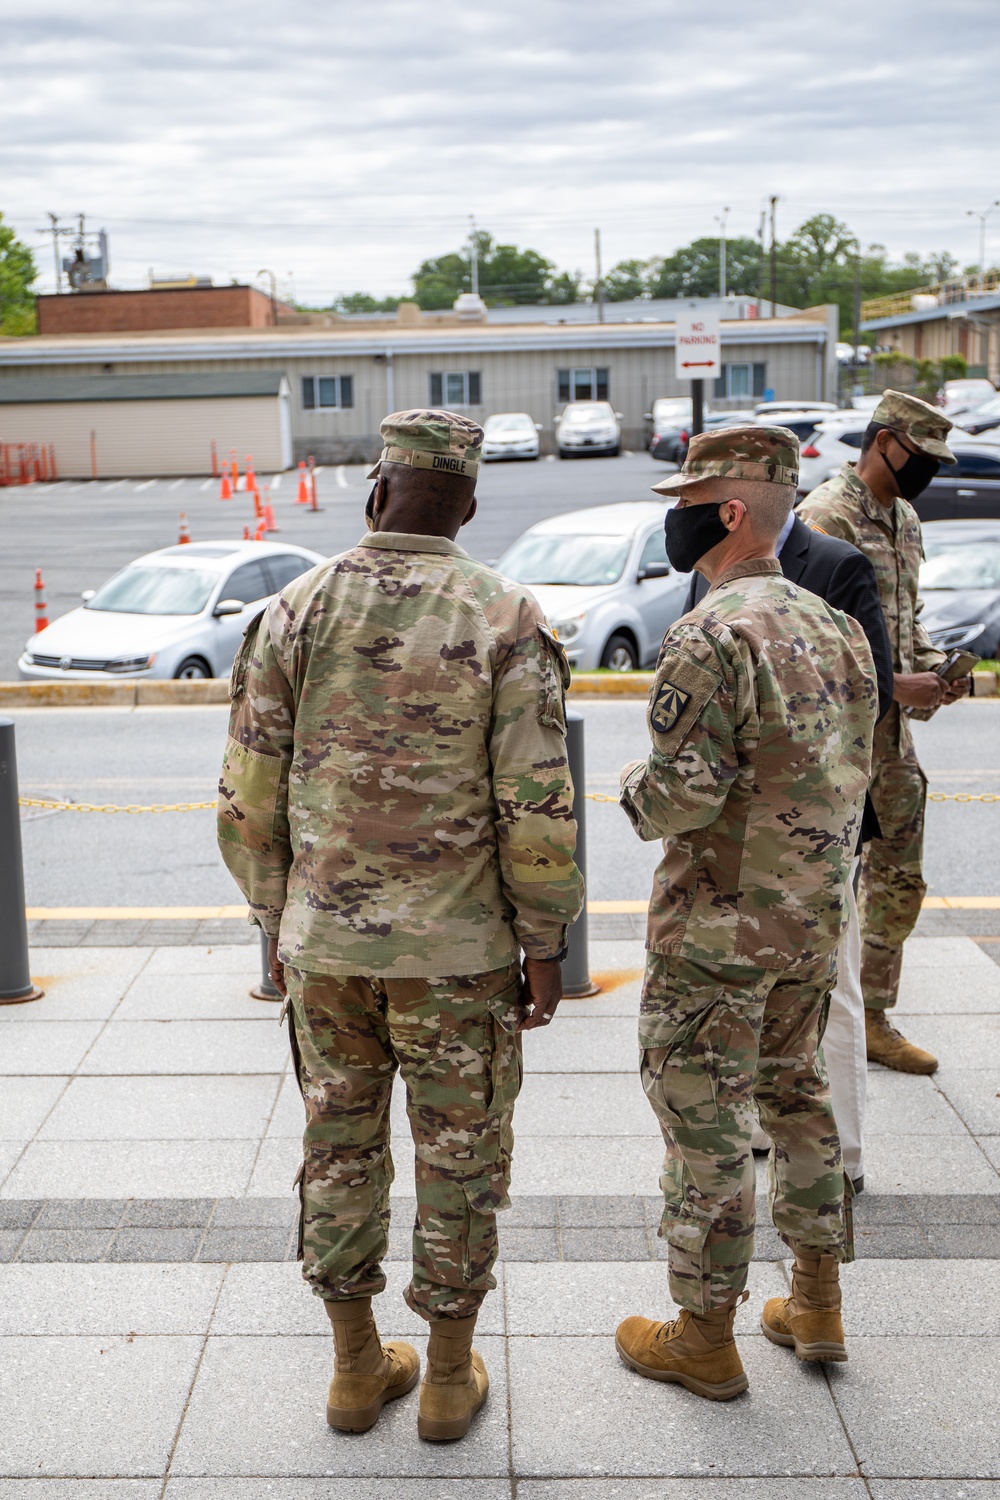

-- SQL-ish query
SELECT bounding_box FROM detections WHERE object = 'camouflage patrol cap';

[871,389,956,464]
[651,424,799,495]
[366,408,484,482]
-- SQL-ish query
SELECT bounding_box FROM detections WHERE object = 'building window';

[558,367,609,403]
[428,371,481,407]
[714,363,766,399]
[302,375,353,410]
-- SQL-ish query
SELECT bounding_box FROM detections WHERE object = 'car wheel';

[609,444,620,457]
[558,449,570,459]
[174,656,212,680]
[600,634,638,672]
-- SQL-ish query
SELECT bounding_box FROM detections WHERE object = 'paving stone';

[0,1484,160,1496]
[0,973,132,1022]
[508,1333,853,1477]
[0,1262,224,1334]
[212,1258,506,1337]
[210,1197,297,1228]
[0,1201,42,1230]
[0,1230,24,1261]
[144,946,263,976]
[115,973,277,1021]
[79,1019,285,1075]
[864,1071,966,1135]
[834,1336,1000,1476]
[934,1069,1000,1135]
[0,1141,28,1185]
[0,1020,104,1075]
[0,1334,202,1477]
[35,1198,127,1228]
[869,1484,1000,1498]
[853,1226,930,1258]
[3,1142,257,1200]
[511,1137,663,1195]
[497,1226,560,1261]
[842,1260,1000,1334]
[25,948,153,978]
[863,1135,1000,1195]
[39,1075,282,1142]
[925,1224,1000,1256]
[17,1229,115,1262]
[0,1077,69,1138]
[504,1194,557,1227]
[900,937,995,970]
[562,1227,651,1260]
[513,1073,654,1136]
[170,1334,509,1476]
[504,1260,786,1338]
[165,1482,511,1499]
[198,1228,289,1262]
[559,1194,647,1226]
[895,964,1000,1014]
[907,1192,1000,1224]
[521,1017,639,1072]
[895,1014,1000,1070]
[519,1485,867,1499]
[979,1137,1000,1171]
[109,1228,203,1262]
[854,1194,919,1226]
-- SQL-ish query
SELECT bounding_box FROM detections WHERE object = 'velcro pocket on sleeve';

[217,734,282,853]
[537,623,571,728]
[229,608,266,700]
[647,651,722,757]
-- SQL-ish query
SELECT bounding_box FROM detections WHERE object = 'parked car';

[753,408,829,444]
[646,397,697,462]
[919,520,1000,659]
[555,401,623,458]
[494,501,691,670]
[798,418,867,494]
[939,378,995,418]
[481,411,541,461]
[18,539,325,681]
[953,391,1000,436]
[916,440,1000,521]
[753,400,838,419]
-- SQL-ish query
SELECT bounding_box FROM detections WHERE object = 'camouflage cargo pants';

[860,746,927,1011]
[640,951,852,1314]
[285,961,524,1321]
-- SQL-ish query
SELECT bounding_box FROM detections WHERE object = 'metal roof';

[861,292,1000,333]
[0,372,288,403]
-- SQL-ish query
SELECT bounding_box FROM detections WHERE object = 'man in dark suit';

[683,507,893,1191]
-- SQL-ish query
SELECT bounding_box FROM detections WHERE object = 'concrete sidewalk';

[1,936,998,1494]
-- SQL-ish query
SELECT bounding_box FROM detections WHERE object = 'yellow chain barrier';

[16,789,1000,814]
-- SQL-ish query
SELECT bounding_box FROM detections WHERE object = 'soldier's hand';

[941,674,971,704]
[893,671,946,710]
[519,956,562,1030]
[267,935,287,997]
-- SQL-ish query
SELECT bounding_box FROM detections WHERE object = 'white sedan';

[495,501,692,671]
[555,401,623,458]
[482,412,541,461]
[19,539,325,681]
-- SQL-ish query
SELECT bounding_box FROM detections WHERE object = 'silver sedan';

[18,539,325,681]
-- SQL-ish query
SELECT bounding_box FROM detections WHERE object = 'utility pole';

[852,238,862,400]
[967,201,999,292]
[769,195,778,317]
[42,213,62,293]
[257,268,278,324]
[715,206,730,300]
[757,209,766,317]
[594,228,604,323]
[469,215,479,296]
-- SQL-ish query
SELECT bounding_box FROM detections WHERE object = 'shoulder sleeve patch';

[646,639,725,756]
[650,681,691,733]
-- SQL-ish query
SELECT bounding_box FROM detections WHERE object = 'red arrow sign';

[681,360,716,368]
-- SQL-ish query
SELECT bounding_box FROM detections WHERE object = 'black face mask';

[664,502,731,573]
[880,444,939,502]
[364,482,378,531]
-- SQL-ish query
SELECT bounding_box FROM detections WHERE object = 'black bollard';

[0,718,44,1004]
[562,708,600,998]
[250,927,282,1002]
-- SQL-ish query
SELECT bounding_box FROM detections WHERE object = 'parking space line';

[101,479,127,490]
[545,454,556,463]
[134,480,157,492]
[335,466,349,489]
[167,479,184,490]
[199,478,214,491]
[270,474,282,489]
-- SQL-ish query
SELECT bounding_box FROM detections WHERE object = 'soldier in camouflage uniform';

[614,426,877,1400]
[218,409,584,1442]
[799,391,965,1075]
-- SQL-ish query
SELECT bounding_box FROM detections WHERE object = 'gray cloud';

[2,0,998,302]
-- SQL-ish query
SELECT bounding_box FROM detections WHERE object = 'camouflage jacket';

[217,532,584,977]
[620,558,877,969]
[798,462,944,759]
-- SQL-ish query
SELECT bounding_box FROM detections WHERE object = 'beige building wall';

[0,395,287,477]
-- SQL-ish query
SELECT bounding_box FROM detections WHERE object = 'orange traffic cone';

[263,491,278,532]
[230,450,239,488]
[245,455,257,493]
[177,513,191,544]
[242,525,251,540]
[219,470,232,501]
[251,484,263,520]
[254,518,266,541]
[34,568,49,632]
[296,461,310,504]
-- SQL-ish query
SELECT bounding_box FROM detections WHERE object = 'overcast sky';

[3,0,998,304]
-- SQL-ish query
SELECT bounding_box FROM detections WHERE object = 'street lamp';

[967,202,999,293]
[715,207,730,300]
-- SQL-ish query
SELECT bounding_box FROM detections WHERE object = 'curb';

[0,675,656,707]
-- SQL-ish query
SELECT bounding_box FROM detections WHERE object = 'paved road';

[11,699,1000,908]
[0,450,666,679]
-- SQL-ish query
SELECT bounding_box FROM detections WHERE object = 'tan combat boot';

[417,1313,489,1441]
[615,1296,749,1401]
[865,1009,938,1074]
[762,1252,847,1363]
[325,1297,420,1432]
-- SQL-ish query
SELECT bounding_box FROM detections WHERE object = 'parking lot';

[0,449,668,680]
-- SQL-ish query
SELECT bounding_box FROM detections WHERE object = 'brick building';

[36,284,289,337]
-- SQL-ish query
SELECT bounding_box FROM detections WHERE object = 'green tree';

[603,258,649,301]
[412,231,580,308]
[0,213,37,335]
[649,236,762,298]
[333,292,400,314]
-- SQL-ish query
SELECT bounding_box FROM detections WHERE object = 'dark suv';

[915,441,1000,522]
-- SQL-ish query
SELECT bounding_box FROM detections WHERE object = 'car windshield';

[485,414,533,433]
[563,404,613,422]
[85,565,217,615]
[920,544,1000,590]
[497,532,631,586]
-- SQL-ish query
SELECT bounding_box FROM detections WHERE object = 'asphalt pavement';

[11,698,1000,910]
[0,449,666,679]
